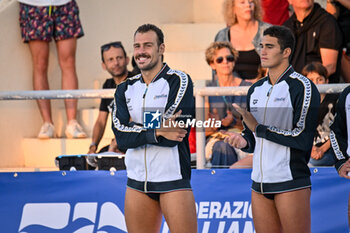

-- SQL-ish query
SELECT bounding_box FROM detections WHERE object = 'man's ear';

[283,47,292,59]
[101,62,107,71]
[159,43,165,54]
[126,56,130,65]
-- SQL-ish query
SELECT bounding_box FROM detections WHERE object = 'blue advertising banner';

[0,168,348,233]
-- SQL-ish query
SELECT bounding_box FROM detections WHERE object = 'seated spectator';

[326,0,350,82]
[284,0,343,83]
[302,62,338,166]
[215,0,270,81]
[204,41,251,168]
[86,41,133,168]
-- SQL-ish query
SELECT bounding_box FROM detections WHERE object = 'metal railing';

[194,83,349,168]
[0,83,349,169]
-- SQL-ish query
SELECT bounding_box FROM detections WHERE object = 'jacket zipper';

[258,67,290,193]
[143,85,149,192]
[260,86,273,193]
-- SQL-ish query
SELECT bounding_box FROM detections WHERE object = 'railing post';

[195,90,206,169]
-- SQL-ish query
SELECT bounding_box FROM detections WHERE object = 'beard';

[138,59,159,71]
[135,52,160,71]
[107,67,127,78]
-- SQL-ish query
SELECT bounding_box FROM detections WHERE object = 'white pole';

[195,91,206,169]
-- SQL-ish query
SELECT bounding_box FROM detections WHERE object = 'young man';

[225,25,320,233]
[112,24,197,233]
[87,41,132,155]
[330,85,350,179]
[330,85,350,226]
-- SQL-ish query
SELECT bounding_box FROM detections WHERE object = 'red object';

[261,0,289,25]
[188,127,196,154]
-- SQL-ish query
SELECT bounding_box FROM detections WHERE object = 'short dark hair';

[263,26,295,53]
[134,24,164,46]
[100,41,127,62]
[301,62,328,79]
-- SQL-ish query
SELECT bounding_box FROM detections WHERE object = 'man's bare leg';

[275,188,311,233]
[160,190,197,233]
[251,191,282,233]
[124,188,162,233]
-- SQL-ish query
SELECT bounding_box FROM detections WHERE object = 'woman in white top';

[215,0,270,81]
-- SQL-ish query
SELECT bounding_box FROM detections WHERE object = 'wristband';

[90,142,98,148]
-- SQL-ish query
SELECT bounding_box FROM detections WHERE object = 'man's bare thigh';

[274,188,311,233]
[160,190,197,233]
[124,188,162,233]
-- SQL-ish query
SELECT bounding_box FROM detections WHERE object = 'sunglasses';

[101,41,123,52]
[101,41,125,61]
[215,55,235,64]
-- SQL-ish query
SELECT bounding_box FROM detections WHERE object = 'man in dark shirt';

[284,0,343,83]
[87,41,133,154]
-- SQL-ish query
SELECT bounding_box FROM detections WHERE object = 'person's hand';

[339,158,350,179]
[221,110,234,127]
[206,108,220,135]
[88,145,97,154]
[156,110,187,142]
[232,103,258,132]
[224,132,247,149]
[311,146,324,160]
[108,138,124,153]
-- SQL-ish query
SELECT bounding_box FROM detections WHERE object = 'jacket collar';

[267,65,294,85]
[140,63,169,84]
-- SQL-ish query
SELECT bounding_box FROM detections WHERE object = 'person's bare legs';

[56,38,78,122]
[124,188,162,233]
[230,154,253,169]
[160,190,197,233]
[275,188,311,233]
[251,191,282,233]
[28,40,52,124]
